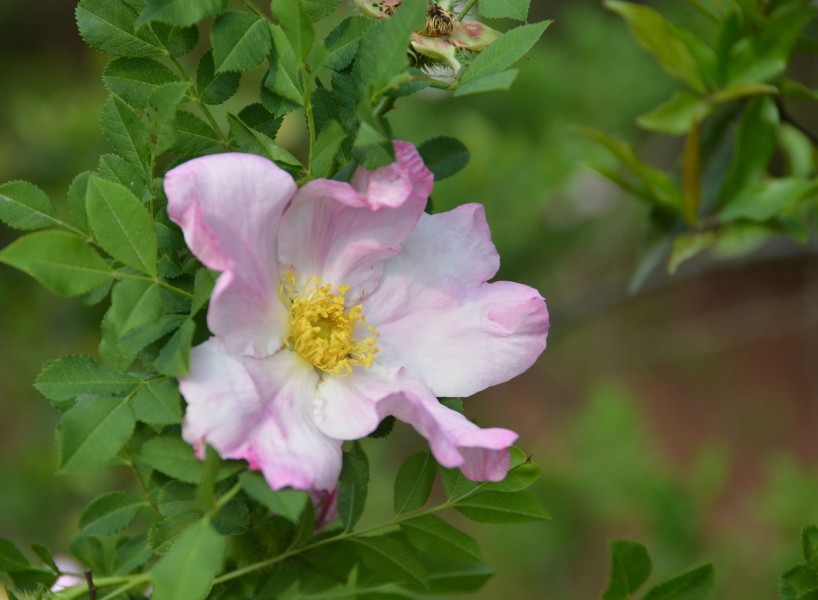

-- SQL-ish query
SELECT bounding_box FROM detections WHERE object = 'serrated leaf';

[310,120,345,178]
[338,441,369,531]
[420,557,494,595]
[100,95,152,172]
[303,0,340,21]
[113,534,152,574]
[147,81,190,155]
[459,21,549,85]
[196,49,241,105]
[76,0,163,58]
[604,1,706,93]
[642,564,714,600]
[212,497,249,535]
[87,176,158,275]
[132,378,183,425]
[150,519,225,600]
[80,492,146,537]
[440,466,480,500]
[455,490,550,524]
[227,113,302,169]
[111,279,162,335]
[603,540,652,600]
[35,355,137,407]
[157,481,198,521]
[67,171,92,234]
[211,12,271,73]
[400,515,482,562]
[148,514,200,555]
[153,318,196,376]
[272,0,315,61]
[263,25,305,108]
[479,0,530,21]
[239,472,309,523]
[352,536,427,588]
[136,0,228,27]
[325,16,370,71]
[0,231,113,297]
[353,0,426,100]
[0,181,60,231]
[103,57,181,108]
[174,111,221,155]
[394,452,436,515]
[483,455,541,493]
[98,153,147,200]
[418,137,469,181]
[152,22,199,56]
[138,436,247,484]
[58,396,136,472]
[780,564,818,600]
[453,68,518,97]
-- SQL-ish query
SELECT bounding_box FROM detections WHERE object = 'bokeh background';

[2,1,817,598]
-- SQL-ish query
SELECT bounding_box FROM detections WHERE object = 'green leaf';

[478,0,530,21]
[711,82,777,105]
[353,0,426,100]
[642,564,714,600]
[99,153,147,200]
[35,354,137,406]
[603,540,652,600]
[310,120,346,178]
[132,378,183,425]
[239,472,309,523]
[58,396,136,472]
[0,231,113,297]
[637,91,710,135]
[191,268,218,315]
[31,544,60,575]
[174,111,221,155]
[453,69,518,97]
[440,466,480,500]
[196,49,241,105]
[158,481,199,519]
[804,526,818,569]
[455,490,550,524]
[211,12,272,73]
[668,231,715,274]
[150,519,225,600]
[718,96,779,205]
[459,21,550,85]
[780,564,818,600]
[604,1,706,92]
[139,436,244,484]
[483,454,541,493]
[87,176,158,275]
[418,137,470,181]
[720,178,815,223]
[272,0,315,60]
[0,538,30,572]
[100,95,152,173]
[400,515,482,562]
[111,279,162,335]
[421,557,494,595]
[263,25,305,109]
[137,0,228,27]
[394,451,437,515]
[149,514,201,555]
[227,113,303,169]
[67,171,92,234]
[80,492,147,536]
[338,441,369,531]
[152,23,200,57]
[146,81,190,155]
[103,57,181,108]
[153,318,196,377]
[303,0,340,21]
[113,534,152,574]
[325,16,370,71]
[0,181,60,231]
[76,0,163,58]
[351,536,427,588]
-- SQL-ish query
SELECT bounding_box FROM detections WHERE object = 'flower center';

[281,272,378,376]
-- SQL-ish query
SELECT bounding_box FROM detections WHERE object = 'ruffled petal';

[364,204,549,397]
[277,141,432,300]
[165,153,295,356]
[315,366,517,481]
[180,339,342,492]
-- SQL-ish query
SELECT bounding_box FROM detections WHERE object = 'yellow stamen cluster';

[280,272,378,376]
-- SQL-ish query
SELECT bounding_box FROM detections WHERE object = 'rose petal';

[277,142,432,300]
[315,365,517,481]
[165,153,295,356]
[364,204,549,397]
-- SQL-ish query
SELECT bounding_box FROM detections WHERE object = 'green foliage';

[780,527,818,600]
[80,492,147,536]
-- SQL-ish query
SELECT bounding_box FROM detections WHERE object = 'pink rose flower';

[165,142,549,493]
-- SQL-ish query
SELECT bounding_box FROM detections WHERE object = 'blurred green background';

[2,1,817,598]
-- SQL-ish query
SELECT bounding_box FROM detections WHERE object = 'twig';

[84,570,97,600]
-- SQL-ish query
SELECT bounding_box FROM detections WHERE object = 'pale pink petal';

[180,340,342,492]
[364,205,549,397]
[277,142,432,299]
[315,366,517,481]
[165,153,295,356]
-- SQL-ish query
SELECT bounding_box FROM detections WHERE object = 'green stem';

[455,0,478,22]
[56,575,145,600]
[98,575,151,600]
[213,483,488,586]
[211,482,243,515]
[242,0,269,21]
